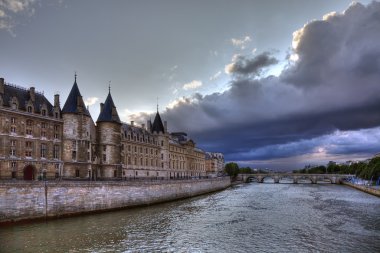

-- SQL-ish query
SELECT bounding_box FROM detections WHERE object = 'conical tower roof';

[62,75,91,116]
[152,111,165,133]
[97,91,121,124]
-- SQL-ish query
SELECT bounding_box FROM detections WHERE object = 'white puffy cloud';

[209,71,222,81]
[84,97,99,107]
[0,0,38,30]
[182,80,202,90]
[231,35,252,49]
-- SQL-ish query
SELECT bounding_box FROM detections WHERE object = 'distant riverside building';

[0,76,217,180]
[205,152,224,176]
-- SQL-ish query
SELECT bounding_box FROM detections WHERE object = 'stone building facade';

[0,76,211,180]
[205,152,225,176]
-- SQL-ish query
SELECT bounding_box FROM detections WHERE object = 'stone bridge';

[238,173,351,184]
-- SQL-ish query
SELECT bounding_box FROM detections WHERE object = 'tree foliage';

[224,162,240,178]
[293,157,380,181]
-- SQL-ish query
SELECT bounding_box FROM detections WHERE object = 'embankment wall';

[342,181,380,197]
[0,178,231,223]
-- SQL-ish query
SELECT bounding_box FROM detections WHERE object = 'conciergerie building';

[0,76,224,180]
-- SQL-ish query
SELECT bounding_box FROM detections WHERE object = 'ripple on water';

[0,183,379,252]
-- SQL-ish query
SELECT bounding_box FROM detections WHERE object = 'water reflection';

[1,184,379,252]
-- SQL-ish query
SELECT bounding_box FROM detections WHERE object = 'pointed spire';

[152,109,165,134]
[108,81,111,94]
[62,75,91,116]
[96,86,121,124]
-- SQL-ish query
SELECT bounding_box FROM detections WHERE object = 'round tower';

[96,89,122,179]
[61,74,96,179]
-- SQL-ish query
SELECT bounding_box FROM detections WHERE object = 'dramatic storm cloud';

[134,2,380,169]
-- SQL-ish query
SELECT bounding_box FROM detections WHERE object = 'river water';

[0,183,379,252]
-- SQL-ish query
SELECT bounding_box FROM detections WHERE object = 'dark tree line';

[292,157,380,180]
[224,163,268,178]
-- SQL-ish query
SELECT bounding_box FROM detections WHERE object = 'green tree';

[239,167,252,174]
[224,162,240,178]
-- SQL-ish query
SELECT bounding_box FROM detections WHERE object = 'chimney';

[100,103,104,112]
[164,121,167,132]
[0,78,4,94]
[54,94,60,107]
[130,121,134,126]
[142,123,145,130]
[112,107,117,117]
[147,120,151,132]
[29,87,35,102]
[77,95,83,112]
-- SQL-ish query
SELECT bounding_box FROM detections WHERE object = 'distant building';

[0,76,213,180]
[205,152,224,177]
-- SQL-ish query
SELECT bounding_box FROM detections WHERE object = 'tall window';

[54,125,59,139]
[41,144,47,158]
[10,140,16,156]
[53,145,60,159]
[41,123,47,137]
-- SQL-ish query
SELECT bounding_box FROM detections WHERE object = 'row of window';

[9,118,61,138]
[9,140,60,159]
[123,132,158,146]
[124,145,159,155]
[9,101,59,119]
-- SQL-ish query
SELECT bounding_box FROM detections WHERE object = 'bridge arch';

[245,176,260,183]
[294,176,313,184]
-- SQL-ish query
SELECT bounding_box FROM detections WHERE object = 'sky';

[1,0,380,170]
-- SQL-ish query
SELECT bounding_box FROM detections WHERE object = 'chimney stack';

[130,121,134,126]
[142,123,145,130]
[100,103,104,112]
[147,120,151,132]
[54,94,60,107]
[164,121,167,132]
[0,78,4,94]
[77,95,83,112]
[29,87,35,102]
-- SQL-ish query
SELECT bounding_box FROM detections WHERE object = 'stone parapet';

[0,177,231,223]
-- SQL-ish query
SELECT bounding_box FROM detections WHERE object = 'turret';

[61,74,96,179]
[96,87,122,178]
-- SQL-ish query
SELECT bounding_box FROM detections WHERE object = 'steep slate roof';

[151,111,165,133]
[96,92,121,123]
[62,77,91,116]
[1,84,54,116]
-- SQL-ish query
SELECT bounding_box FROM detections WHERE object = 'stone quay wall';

[0,177,231,223]
[342,181,380,197]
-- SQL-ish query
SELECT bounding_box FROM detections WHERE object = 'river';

[0,183,379,252]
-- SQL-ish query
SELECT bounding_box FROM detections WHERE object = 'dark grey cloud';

[133,2,380,168]
[225,52,278,76]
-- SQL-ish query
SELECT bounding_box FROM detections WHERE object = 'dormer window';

[27,106,32,113]
[42,109,46,116]
[12,102,17,110]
